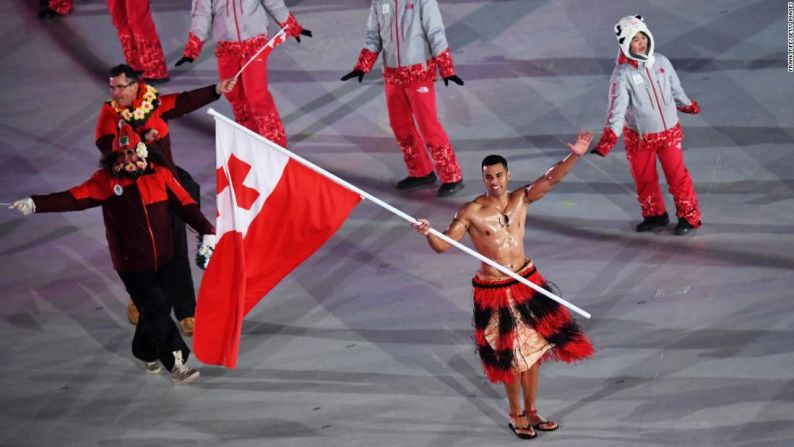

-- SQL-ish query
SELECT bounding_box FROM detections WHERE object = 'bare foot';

[508,413,537,439]
[526,410,559,431]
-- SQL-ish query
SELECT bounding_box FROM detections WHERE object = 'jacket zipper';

[139,192,159,271]
[394,0,401,66]
[230,0,243,44]
[645,66,667,129]
[656,79,667,105]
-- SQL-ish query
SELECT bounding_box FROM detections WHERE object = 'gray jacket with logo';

[363,0,450,68]
[605,52,694,137]
[188,0,291,43]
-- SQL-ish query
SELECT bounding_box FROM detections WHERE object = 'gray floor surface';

[1,0,793,446]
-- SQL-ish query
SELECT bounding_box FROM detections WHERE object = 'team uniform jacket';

[96,84,221,167]
[31,163,215,272]
[354,0,456,84]
[183,0,302,59]
[605,52,695,138]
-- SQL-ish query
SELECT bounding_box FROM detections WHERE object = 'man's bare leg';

[521,362,559,431]
[504,372,536,437]
[520,363,539,413]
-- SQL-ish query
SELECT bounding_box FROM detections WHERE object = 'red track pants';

[384,80,462,183]
[216,45,287,147]
[625,124,701,226]
[107,0,169,80]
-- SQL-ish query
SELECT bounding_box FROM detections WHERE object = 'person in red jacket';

[96,64,235,334]
[10,124,216,385]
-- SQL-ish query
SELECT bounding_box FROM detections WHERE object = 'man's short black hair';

[481,154,508,171]
[109,64,140,82]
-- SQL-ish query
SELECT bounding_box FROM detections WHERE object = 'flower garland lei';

[109,84,160,127]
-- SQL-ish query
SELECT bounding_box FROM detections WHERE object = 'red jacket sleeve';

[159,85,221,121]
[32,170,113,212]
[161,167,215,235]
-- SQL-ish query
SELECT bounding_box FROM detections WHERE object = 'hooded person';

[591,15,702,235]
[8,123,217,384]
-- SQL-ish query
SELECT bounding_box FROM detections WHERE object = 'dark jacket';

[32,163,214,272]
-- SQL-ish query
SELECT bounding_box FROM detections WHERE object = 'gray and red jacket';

[96,84,221,169]
[31,163,214,272]
[352,0,457,85]
[604,51,695,137]
[593,52,700,155]
[182,0,304,59]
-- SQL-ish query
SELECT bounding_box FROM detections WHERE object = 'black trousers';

[118,260,190,372]
[165,166,200,320]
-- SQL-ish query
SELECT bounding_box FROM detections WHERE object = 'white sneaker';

[170,350,199,385]
[143,361,161,375]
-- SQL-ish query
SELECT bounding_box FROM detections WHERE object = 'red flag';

[194,118,361,368]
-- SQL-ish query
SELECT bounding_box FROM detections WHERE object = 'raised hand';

[175,57,194,67]
[567,130,594,156]
[443,75,464,86]
[340,69,365,83]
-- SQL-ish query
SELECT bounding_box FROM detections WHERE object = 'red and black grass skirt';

[472,261,594,384]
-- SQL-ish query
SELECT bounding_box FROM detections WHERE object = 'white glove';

[195,234,216,270]
[10,198,35,216]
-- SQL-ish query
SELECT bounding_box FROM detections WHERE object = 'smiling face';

[629,32,649,56]
[109,73,139,107]
[482,163,511,197]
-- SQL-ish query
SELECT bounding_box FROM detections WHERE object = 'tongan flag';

[194,115,361,368]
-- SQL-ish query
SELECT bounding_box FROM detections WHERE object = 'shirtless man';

[412,131,595,439]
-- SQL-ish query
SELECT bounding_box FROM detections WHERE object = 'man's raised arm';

[524,130,592,203]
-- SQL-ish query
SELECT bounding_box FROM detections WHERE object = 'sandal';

[526,410,559,432]
[508,413,537,439]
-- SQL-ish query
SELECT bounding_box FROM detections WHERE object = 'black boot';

[38,7,61,19]
[636,212,669,232]
[673,219,695,236]
[144,76,171,86]
[396,172,436,190]
[437,180,465,197]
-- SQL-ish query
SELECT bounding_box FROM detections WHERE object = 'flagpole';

[207,109,592,319]
[233,27,288,80]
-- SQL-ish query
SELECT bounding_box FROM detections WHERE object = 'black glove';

[340,69,365,83]
[175,57,194,67]
[38,7,59,19]
[443,75,464,86]
[296,28,313,43]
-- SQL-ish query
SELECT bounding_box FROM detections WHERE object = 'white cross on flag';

[194,116,361,368]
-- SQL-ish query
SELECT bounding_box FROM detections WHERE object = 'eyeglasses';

[109,81,135,91]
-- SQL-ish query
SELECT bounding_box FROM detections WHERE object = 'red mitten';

[182,33,203,60]
[434,48,456,78]
[354,49,379,73]
[591,128,618,157]
[279,14,304,39]
[677,100,700,114]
